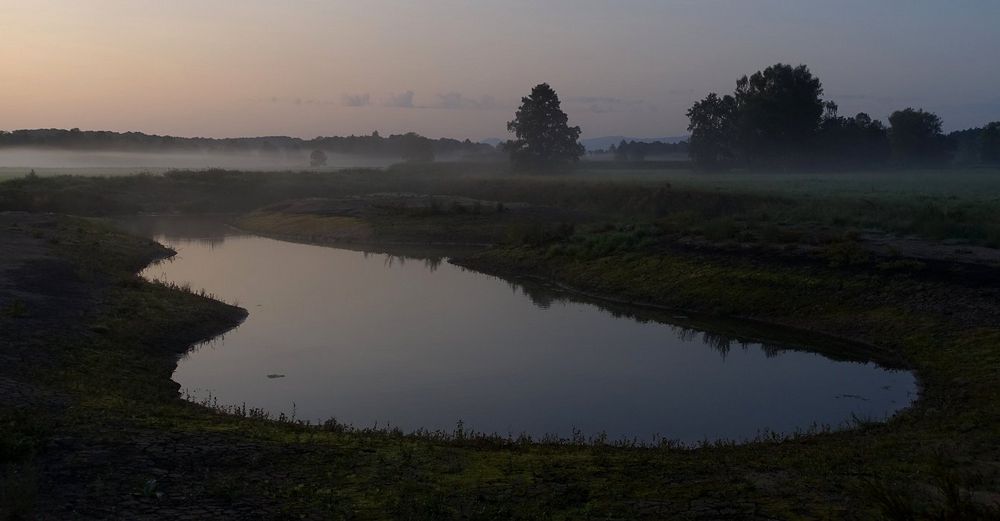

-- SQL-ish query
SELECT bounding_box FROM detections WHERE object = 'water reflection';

[364,251,445,273]
[122,216,917,444]
[119,215,240,249]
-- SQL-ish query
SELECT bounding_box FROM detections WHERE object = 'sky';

[2,0,999,140]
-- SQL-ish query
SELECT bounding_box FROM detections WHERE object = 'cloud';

[341,93,371,107]
[433,92,503,110]
[325,90,508,111]
[258,96,338,106]
[567,96,626,104]
[383,91,415,108]
[436,92,466,109]
[565,96,646,114]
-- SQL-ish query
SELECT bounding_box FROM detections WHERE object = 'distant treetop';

[0,128,498,161]
[504,83,584,171]
[684,63,977,170]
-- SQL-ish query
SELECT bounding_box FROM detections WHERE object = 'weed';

[141,478,163,501]
[0,464,37,521]
[0,300,28,319]
[862,470,1000,521]
[877,259,927,272]
[822,240,871,267]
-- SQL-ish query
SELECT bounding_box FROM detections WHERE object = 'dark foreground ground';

[3,166,1000,519]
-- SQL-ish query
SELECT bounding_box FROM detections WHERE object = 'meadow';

[3,164,1000,518]
[3,163,1000,247]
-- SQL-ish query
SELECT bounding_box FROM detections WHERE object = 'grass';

[0,166,170,181]
[2,226,995,518]
[234,193,577,246]
[238,212,374,242]
[455,242,1000,516]
[3,164,1000,247]
[0,463,37,521]
[4,167,1000,518]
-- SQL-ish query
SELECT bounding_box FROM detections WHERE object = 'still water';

[128,217,916,444]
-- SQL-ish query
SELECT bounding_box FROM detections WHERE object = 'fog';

[0,148,397,174]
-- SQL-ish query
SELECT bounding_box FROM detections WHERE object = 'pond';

[126,217,916,444]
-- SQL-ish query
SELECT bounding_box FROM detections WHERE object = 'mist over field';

[0,148,397,175]
[3,2,1000,519]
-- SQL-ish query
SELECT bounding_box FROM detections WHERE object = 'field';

[0,166,167,181]
[0,149,400,181]
[4,163,999,247]
[2,164,1000,519]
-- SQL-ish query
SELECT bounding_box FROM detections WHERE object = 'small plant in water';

[1,299,28,318]
[141,478,163,501]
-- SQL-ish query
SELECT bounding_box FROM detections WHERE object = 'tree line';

[5,71,998,171]
[685,63,1000,170]
[502,74,999,171]
[608,140,688,161]
[0,128,498,162]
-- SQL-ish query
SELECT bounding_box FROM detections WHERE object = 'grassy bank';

[0,214,249,518]
[3,165,1000,247]
[3,165,1000,518]
[234,194,584,246]
[1,215,998,519]
[454,233,1000,515]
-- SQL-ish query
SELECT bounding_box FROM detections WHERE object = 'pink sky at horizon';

[2,1,998,140]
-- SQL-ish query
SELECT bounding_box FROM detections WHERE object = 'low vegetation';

[0,128,498,163]
[685,63,1000,170]
[3,165,1000,248]
[2,163,1000,518]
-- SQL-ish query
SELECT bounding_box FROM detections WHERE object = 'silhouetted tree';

[399,132,435,163]
[733,64,825,168]
[613,139,630,161]
[981,121,1000,163]
[888,108,953,165]
[817,104,890,167]
[686,92,737,168]
[612,140,687,161]
[0,128,498,159]
[948,127,983,164]
[613,139,648,161]
[258,141,278,155]
[505,83,583,170]
[309,149,328,167]
[684,64,997,170]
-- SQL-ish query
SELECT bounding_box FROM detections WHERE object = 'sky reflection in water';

[127,217,916,444]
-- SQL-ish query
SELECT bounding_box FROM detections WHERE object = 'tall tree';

[888,108,953,165]
[505,83,583,170]
[733,64,825,168]
[981,121,1000,163]
[817,104,890,167]
[686,92,737,169]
